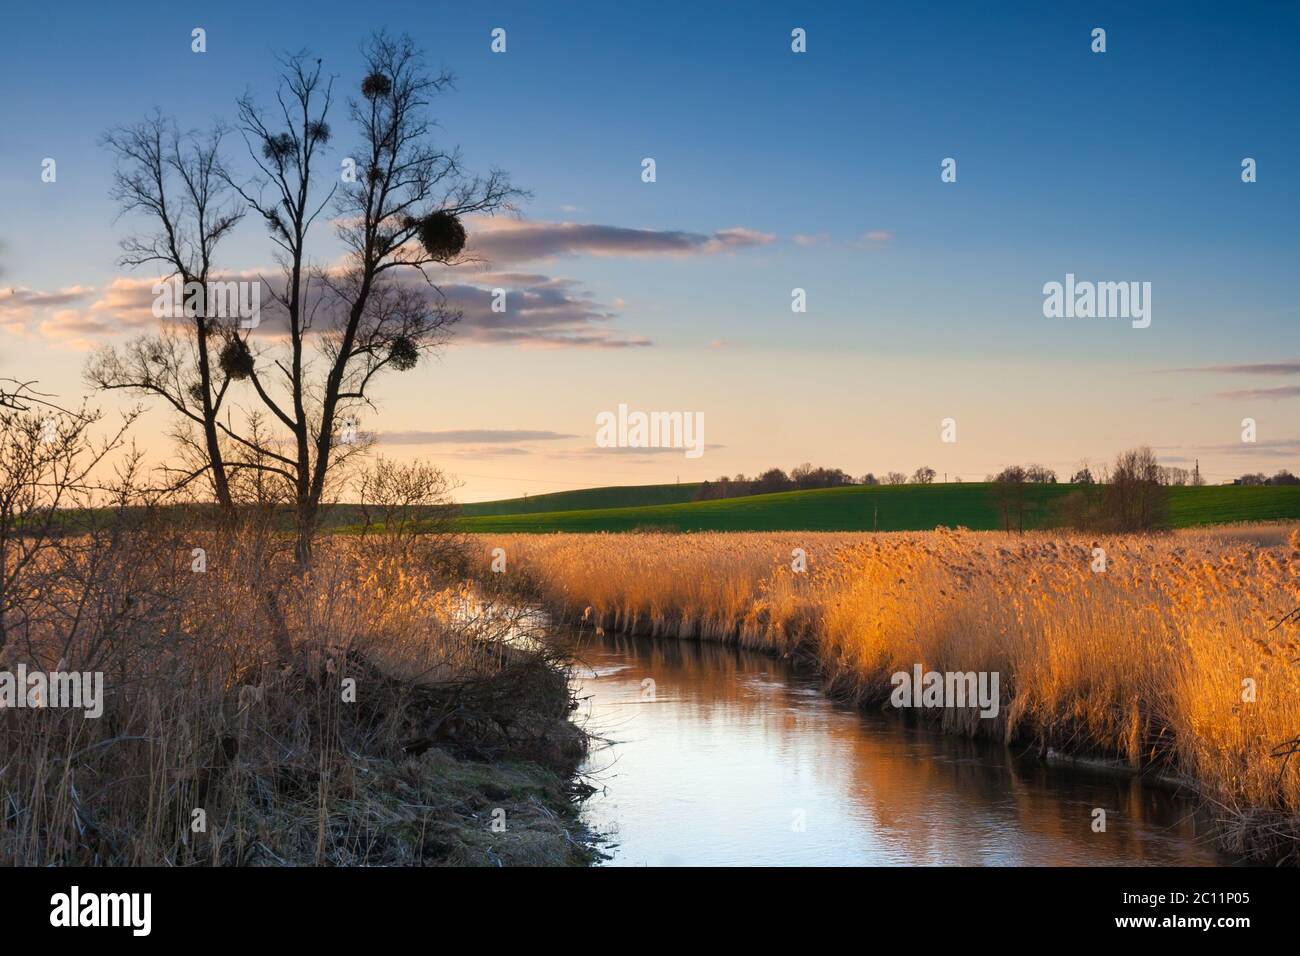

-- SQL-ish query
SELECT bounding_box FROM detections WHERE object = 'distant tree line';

[692,455,1298,531]
[995,447,1174,533]
[1234,470,1299,486]
[694,462,966,500]
[987,464,1059,484]
[694,463,855,500]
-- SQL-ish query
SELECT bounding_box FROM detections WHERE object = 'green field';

[456,483,701,516]
[452,482,1300,533]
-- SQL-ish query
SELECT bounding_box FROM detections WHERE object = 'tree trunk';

[294,500,316,568]
[195,316,232,509]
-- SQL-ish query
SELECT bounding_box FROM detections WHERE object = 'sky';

[1,1,1297,501]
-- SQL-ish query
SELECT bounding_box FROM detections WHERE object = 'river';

[570,632,1231,866]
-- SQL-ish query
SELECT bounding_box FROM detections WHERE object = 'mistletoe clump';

[219,337,255,380]
[261,133,295,163]
[415,211,466,261]
[361,72,391,99]
[388,336,419,371]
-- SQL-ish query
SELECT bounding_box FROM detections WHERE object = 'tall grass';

[1,519,583,866]
[487,527,1300,862]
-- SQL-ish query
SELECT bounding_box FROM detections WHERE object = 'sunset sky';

[2,1,1297,501]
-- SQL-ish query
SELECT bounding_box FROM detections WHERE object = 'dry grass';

[486,526,1300,862]
[0,521,589,866]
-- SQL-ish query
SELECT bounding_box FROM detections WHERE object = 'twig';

[1268,605,1300,632]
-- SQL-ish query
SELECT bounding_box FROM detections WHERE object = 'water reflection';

[572,633,1230,867]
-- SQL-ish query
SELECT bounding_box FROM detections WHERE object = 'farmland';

[453,482,1300,533]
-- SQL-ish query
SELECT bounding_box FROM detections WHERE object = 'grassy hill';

[1166,484,1300,526]
[68,482,1300,536]
[454,482,1300,533]
[456,482,700,516]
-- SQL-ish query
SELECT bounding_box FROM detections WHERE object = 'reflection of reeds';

[579,634,1217,864]
[488,526,1300,862]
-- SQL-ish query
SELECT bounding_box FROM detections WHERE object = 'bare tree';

[90,115,245,506]
[1158,465,1191,486]
[1,378,54,412]
[217,52,337,537]
[0,382,137,653]
[353,457,463,570]
[214,34,523,564]
[1105,446,1168,531]
[989,465,1028,532]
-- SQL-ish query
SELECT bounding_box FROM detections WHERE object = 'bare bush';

[0,516,579,866]
[353,457,466,573]
[0,384,138,658]
[1102,445,1169,531]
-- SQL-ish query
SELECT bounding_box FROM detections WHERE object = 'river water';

[571,633,1231,867]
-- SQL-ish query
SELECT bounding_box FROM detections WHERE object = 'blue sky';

[2,1,1297,497]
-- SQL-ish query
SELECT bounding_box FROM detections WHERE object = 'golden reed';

[486,527,1300,861]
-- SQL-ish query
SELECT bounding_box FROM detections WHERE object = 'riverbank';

[484,527,1300,864]
[334,655,596,866]
[0,523,595,867]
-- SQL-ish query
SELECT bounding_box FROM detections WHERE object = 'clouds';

[3,275,274,349]
[463,218,774,265]
[1214,385,1300,401]
[791,230,892,249]
[8,217,777,350]
[1177,361,1300,375]
[1,285,98,340]
[1175,438,1300,456]
[371,426,724,465]
[40,277,181,347]
[430,273,651,348]
[548,442,725,463]
[1168,358,1300,402]
[792,233,830,247]
[1,286,97,310]
[436,445,534,459]
[376,428,579,458]
[7,270,652,351]
[377,429,577,444]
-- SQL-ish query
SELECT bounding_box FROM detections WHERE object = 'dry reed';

[486,526,1300,862]
[1,520,587,866]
